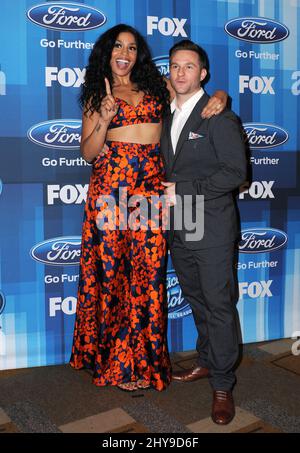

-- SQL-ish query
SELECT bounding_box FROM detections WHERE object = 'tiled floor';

[186,406,281,433]
[59,408,137,433]
[0,339,299,433]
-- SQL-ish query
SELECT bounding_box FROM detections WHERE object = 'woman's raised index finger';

[104,77,112,95]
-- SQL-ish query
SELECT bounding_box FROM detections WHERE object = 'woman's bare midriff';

[106,122,162,144]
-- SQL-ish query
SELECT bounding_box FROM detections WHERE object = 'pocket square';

[188,132,204,140]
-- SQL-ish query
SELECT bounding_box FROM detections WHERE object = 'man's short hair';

[169,40,208,70]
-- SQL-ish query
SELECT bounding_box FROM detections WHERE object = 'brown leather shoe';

[211,390,235,425]
[172,365,210,383]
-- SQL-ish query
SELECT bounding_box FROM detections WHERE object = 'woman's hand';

[100,78,119,123]
[162,181,177,206]
[201,90,228,119]
[99,143,109,157]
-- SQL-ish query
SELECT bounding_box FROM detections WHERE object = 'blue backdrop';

[0,0,299,370]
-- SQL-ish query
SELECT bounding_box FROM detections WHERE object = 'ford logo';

[27,2,106,32]
[30,236,82,265]
[225,17,289,43]
[239,228,288,254]
[243,123,288,149]
[0,291,5,315]
[167,269,191,319]
[153,56,170,78]
[27,120,81,149]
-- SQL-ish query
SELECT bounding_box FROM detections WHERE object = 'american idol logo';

[30,237,81,265]
[225,17,289,43]
[27,2,106,31]
[153,56,170,78]
[0,291,5,315]
[27,120,81,149]
[243,123,288,149]
[239,228,287,254]
[167,269,191,319]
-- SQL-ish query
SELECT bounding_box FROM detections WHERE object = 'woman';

[70,24,227,391]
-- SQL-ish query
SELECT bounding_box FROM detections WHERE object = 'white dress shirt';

[170,88,204,153]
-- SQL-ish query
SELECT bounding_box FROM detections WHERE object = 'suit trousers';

[170,233,240,390]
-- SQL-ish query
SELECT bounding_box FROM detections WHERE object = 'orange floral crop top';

[107,93,163,130]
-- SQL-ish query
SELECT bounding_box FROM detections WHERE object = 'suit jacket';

[160,92,247,250]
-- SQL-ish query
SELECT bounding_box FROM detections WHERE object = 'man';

[161,40,247,425]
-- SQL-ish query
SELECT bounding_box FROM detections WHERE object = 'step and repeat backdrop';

[0,0,299,370]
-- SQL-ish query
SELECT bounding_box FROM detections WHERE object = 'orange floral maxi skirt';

[70,141,171,390]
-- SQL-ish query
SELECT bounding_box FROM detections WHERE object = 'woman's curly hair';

[80,24,170,116]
